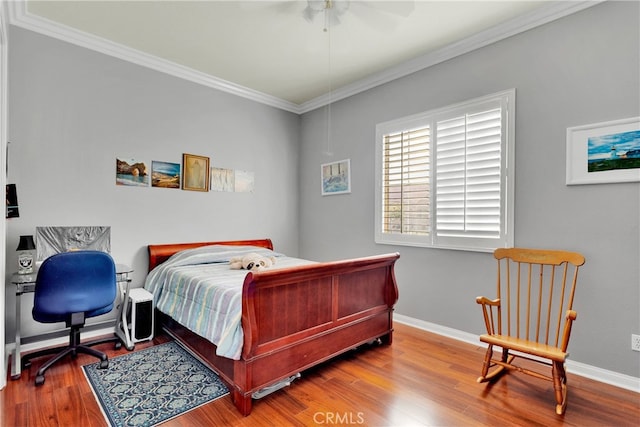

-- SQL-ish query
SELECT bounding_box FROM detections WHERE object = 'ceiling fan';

[303,0,350,29]
[239,1,415,32]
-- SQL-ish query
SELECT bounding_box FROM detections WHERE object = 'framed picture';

[151,160,180,189]
[6,183,19,218]
[116,157,149,187]
[566,117,640,185]
[182,153,210,192]
[321,159,351,195]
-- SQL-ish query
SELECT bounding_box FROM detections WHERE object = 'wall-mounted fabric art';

[210,168,254,192]
[235,170,254,193]
[116,157,149,187]
[152,161,181,189]
[35,226,110,262]
[210,167,235,192]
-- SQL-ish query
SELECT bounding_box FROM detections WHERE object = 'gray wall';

[299,1,639,377]
[6,27,300,338]
[5,2,639,379]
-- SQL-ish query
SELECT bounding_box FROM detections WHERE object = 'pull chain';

[325,19,333,156]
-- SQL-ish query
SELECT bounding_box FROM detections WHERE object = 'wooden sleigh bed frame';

[147,239,400,416]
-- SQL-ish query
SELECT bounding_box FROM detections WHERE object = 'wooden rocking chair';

[476,248,585,415]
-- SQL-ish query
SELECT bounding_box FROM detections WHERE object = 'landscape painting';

[566,117,640,185]
[116,158,149,187]
[587,130,640,172]
[152,161,181,189]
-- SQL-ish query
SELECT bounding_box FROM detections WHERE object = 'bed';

[146,238,400,416]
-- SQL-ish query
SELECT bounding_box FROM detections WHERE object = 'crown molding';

[6,1,301,114]
[7,1,603,115]
[298,1,604,113]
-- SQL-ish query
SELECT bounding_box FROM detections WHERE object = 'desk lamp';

[17,235,36,274]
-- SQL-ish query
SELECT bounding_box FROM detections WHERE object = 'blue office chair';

[26,250,117,386]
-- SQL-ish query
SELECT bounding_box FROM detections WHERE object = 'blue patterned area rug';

[83,341,228,427]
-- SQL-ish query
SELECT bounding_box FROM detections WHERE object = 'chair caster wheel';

[99,359,109,369]
[115,341,122,350]
[126,345,134,351]
[35,375,45,386]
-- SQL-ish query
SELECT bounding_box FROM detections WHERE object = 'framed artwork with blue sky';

[566,117,640,185]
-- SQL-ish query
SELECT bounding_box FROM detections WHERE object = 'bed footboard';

[235,252,399,414]
[149,241,399,416]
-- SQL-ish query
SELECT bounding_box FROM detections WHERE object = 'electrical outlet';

[632,334,640,352]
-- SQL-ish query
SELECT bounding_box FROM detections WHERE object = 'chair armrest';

[476,296,500,306]
[560,309,578,352]
[476,297,501,335]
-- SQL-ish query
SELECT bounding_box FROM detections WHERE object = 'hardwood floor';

[1,323,638,426]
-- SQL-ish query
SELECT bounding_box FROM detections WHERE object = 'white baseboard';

[394,314,640,393]
[7,317,638,394]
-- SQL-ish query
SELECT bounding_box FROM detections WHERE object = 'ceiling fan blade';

[327,11,342,27]
[349,2,402,32]
[302,5,320,22]
[360,0,415,17]
[238,1,303,15]
[332,0,351,15]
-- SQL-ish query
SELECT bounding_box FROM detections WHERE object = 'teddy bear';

[229,252,276,271]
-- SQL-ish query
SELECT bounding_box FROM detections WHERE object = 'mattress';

[144,244,312,359]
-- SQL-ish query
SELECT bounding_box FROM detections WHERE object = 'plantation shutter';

[382,126,431,235]
[435,107,502,238]
[375,89,514,251]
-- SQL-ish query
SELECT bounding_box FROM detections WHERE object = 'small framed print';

[566,117,640,185]
[151,160,180,189]
[182,153,210,192]
[321,159,351,196]
[116,157,149,187]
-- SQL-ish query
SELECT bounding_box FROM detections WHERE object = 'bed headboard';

[147,238,274,272]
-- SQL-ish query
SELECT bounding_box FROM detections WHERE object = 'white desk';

[9,264,133,380]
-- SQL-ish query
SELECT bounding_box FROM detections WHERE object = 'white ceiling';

[10,1,599,113]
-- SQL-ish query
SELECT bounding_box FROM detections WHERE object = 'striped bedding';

[144,245,313,360]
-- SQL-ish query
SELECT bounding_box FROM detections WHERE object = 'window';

[375,89,515,252]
